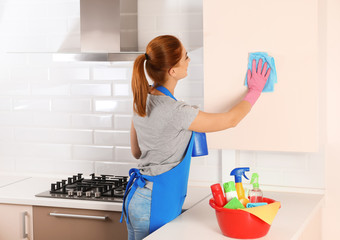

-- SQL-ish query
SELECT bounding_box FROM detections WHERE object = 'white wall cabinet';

[203,0,320,152]
[0,204,33,240]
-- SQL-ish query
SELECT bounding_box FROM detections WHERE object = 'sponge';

[223,197,245,209]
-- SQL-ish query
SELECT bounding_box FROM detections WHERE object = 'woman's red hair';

[131,35,183,117]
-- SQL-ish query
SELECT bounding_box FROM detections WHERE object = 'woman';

[121,35,271,240]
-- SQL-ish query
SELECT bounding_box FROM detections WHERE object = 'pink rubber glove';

[244,58,271,106]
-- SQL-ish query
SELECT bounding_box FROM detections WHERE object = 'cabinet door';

[0,204,33,240]
[203,0,319,152]
[33,206,128,240]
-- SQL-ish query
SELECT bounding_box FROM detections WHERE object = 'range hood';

[53,0,142,62]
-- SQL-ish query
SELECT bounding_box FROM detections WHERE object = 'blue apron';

[120,86,207,233]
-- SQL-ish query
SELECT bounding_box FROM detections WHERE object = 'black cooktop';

[35,173,128,202]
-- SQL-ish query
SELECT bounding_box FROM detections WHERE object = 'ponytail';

[132,54,149,117]
[131,35,183,117]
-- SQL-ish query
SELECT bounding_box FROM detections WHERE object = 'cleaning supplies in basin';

[223,181,238,202]
[223,197,245,209]
[230,167,250,207]
[210,183,227,207]
[249,173,263,203]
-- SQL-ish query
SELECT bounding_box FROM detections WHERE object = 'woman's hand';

[244,58,271,106]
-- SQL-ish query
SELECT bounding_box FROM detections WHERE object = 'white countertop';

[145,191,324,240]
[0,174,211,212]
[0,175,31,188]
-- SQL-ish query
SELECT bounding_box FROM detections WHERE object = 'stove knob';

[77,173,82,179]
[61,180,67,186]
[77,191,83,197]
[56,181,61,189]
[73,175,77,182]
[86,191,92,197]
[68,190,74,196]
[51,183,56,192]
[94,191,101,198]
[68,177,73,184]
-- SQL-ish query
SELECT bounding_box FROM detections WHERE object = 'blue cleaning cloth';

[246,202,268,208]
[245,52,277,92]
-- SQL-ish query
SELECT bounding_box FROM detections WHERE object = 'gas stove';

[35,173,128,202]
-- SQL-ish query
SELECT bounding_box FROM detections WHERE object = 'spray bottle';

[230,167,250,207]
[248,173,263,203]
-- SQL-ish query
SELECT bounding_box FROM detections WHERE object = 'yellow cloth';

[240,202,281,225]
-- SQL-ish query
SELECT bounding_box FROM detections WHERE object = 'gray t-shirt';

[133,94,199,177]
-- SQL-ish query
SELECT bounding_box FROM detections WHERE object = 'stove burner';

[35,173,129,202]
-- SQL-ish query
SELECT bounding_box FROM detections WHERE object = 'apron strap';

[120,168,146,224]
[155,85,177,101]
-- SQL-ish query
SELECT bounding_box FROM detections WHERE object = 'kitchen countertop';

[0,174,325,239]
[0,174,211,212]
[145,191,324,240]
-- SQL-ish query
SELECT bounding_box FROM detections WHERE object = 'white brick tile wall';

[95,162,137,176]
[0,97,11,110]
[72,145,113,161]
[0,83,30,95]
[32,83,70,96]
[16,142,72,159]
[27,53,53,66]
[94,100,133,113]
[27,18,69,34]
[93,67,129,81]
[94,130,130,146]
[176,81,204,98]
[71,83,111,96]
[0,69,10,81]
[51,160,94,176]
[52,98,91,112]
[67,17,80,34]
[180,0,202,13]
[11,67,48,82]
[0,112,34,126]
[0,53,28,66]
[33,113,71,127]
[71,114,113,129]
[14,127,53,142]
[0,127,14,141]
[13,127,93,145]
[48,34,81,51]
[13,98,51,111]
[138,0,180,15]
[114,115,132,130]
[0,0,324,191]
[138,15,156,32]
[113,82,130,97]
[156,14,202,32]
[4,35,48,52]
[50,67,89,81]
[115,146,137,163]
[54,129,93,145]
[47,2,79,18]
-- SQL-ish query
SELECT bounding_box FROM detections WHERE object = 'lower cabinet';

[0,204,33,240]
[33,206,128,240]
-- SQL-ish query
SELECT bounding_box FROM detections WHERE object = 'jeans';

[125,186,152,240]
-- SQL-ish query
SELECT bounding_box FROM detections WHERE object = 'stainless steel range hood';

[53,0,141,62]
